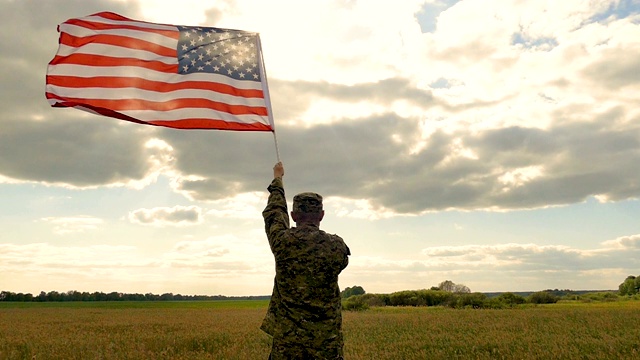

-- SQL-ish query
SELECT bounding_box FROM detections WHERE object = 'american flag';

[46,12,274,131]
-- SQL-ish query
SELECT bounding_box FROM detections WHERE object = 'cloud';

[340,233,640,292]
[128,205,203,226]
[0,117,167,188]
[325,196,398,220]
[0,242,146,271]
[602,234,640,250]
[0,234,274,295]
[582,45,640,90]
[41,216,104,235]
[205,192,267,220]
[157,103,639,214]
[269,78,439,125]
[418,236,640,272]
[2,230,639,294]
[162,235,270,278]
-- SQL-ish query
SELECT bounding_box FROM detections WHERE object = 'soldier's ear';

[319,211,325,222]
[291,211,298,222]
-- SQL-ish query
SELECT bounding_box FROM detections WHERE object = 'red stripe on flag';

[147,119,274,131]
[49,53,178,73]
[65,18,180,39]
[58,32,176,58]
[45,92,268,115]
[50,101,271,131]
[46,75,264,98]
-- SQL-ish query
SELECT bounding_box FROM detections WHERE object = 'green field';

[1,300,639,359]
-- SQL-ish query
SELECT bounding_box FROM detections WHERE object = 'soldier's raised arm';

[273,161,284,179]
[263,162,289,249]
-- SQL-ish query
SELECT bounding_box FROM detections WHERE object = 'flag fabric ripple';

[46,12,274,131]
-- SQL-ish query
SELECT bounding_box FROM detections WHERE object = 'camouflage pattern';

[292,192,323,214]
[262,177,350,360]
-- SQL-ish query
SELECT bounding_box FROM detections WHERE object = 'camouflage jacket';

[261,177,350,349]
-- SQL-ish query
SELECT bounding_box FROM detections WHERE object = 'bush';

[528,291,559,304]
[388,291,425,306]
[342,296,369,311]
[341,286,366,299]
[496,292,526,307]
[452,293,488,309]
[359,293,386,307]
[385,290,456,307]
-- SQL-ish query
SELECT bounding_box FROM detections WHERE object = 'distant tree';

[438,280,455,292]
[453,284,471,293]
[67,290,83,301]
[160,293,174,301]
[47,291,61,302]
[341,286,365,298]
[618,275,639,296]
[438,280,471,293]
[106,292,123,301]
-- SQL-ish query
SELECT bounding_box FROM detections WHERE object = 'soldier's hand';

[273,162,284,178]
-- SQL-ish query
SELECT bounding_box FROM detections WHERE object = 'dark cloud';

[162,112,422,201]
[582,45,640,89]
[151,99,639,213]
[0,115,157,186]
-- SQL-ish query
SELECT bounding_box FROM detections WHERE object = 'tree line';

[0,290,269,302]
[2,276,637,303]
[341,278,639,310]
[341,288,629,311]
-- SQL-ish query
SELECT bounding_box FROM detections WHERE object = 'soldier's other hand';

[273,162,284,178]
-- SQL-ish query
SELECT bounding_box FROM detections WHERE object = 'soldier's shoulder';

[320,231,349,251]
[323,231,345,243]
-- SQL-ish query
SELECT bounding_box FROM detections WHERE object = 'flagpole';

[273,131,281,163]
[256,34,280,163]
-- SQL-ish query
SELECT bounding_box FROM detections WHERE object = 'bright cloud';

[41,216,104,235]
[128,206,203,226]
[206,192,267,220]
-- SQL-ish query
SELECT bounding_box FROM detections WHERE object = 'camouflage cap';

[292,192,323,213]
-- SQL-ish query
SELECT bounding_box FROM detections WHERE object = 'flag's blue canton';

[177,26,261,82]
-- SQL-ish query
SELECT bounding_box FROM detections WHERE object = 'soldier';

[262,162,351,359]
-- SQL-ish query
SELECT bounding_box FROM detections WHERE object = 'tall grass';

[0,302,270,359]
[343,303,640,359]
[1,301,639,359]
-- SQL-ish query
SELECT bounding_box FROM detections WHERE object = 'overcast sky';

[1,0,639,296]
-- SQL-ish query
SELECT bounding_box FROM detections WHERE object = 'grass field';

[1,300,639,359]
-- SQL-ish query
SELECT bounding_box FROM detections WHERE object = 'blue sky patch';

[589,0,640,23]
[415,0,463,33]
[512,32,559,51]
